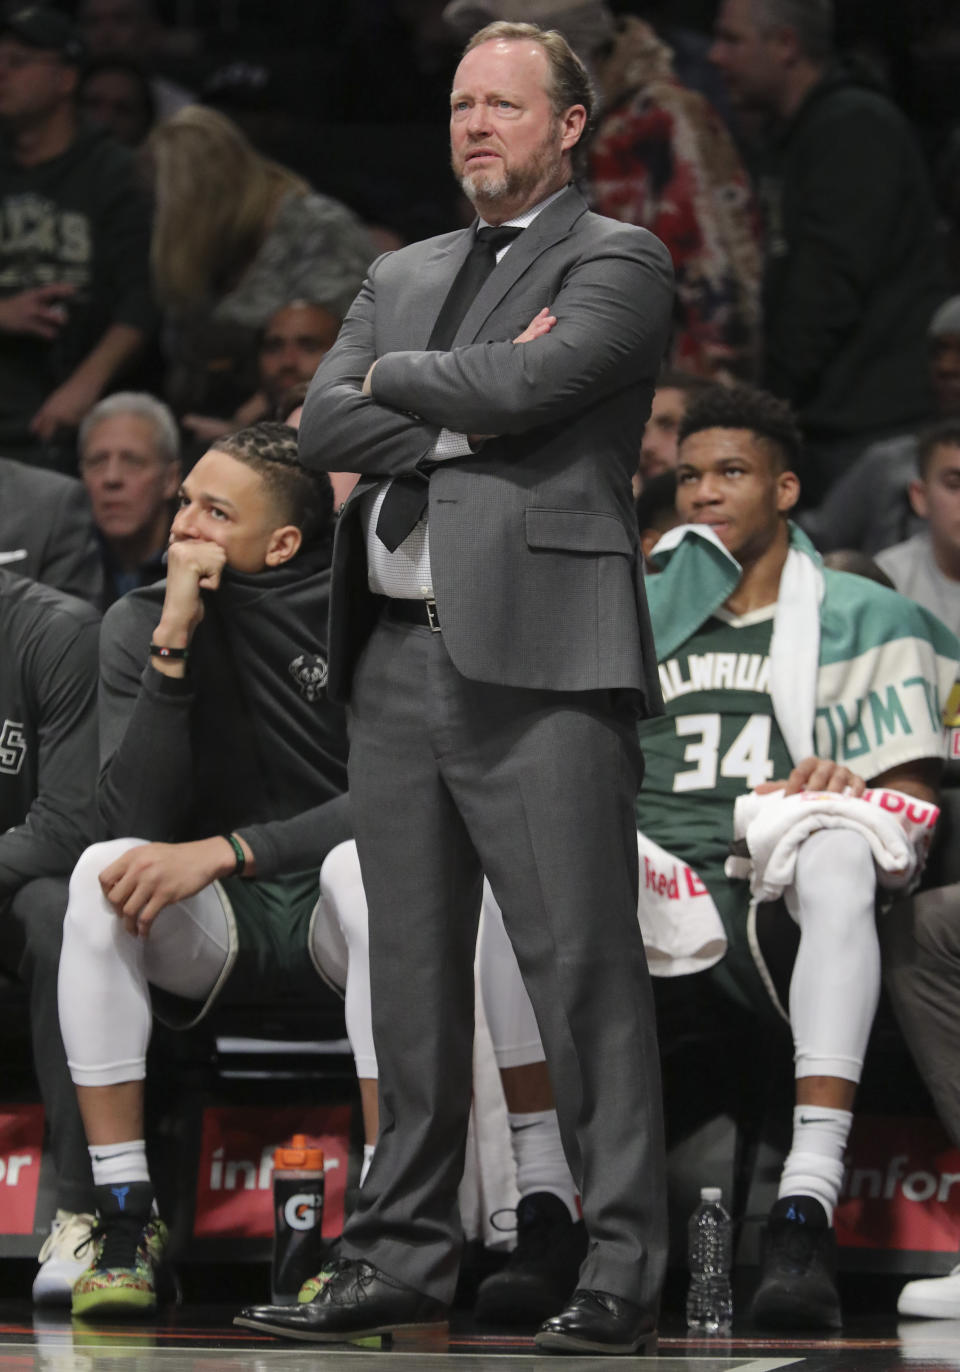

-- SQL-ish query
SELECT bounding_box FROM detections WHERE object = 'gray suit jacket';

[299,186,674,710]
[0,458,104,607]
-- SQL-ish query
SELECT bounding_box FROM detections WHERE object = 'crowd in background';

[2,0,960,598]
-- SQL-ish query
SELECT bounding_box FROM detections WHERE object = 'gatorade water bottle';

[271,1134,326,1304]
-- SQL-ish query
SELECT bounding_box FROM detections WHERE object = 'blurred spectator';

[77,0,194,121]
[256,302,339,411]
[145,106,371,421]
[710,0,943,504]
[0,458,103,603]
[443,0,763,381]
[629,0,734,123]
[875,420,960,638]
[589,14,762,380]
[637,369,712,490]
[181,299,341,450]
[802,296,960,554]
[78,55,155,147]
[0,2,157,471]
[77,392,179,606]
[820,549,894,588]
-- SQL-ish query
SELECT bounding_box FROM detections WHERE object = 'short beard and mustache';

[455,120,563,207]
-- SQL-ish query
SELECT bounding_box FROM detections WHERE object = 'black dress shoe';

[233,1258,448,1344]
[535,1288,658,1355]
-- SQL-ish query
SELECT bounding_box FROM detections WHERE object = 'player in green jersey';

[472,384,956,1332]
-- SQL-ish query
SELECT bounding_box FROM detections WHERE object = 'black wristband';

[150,642,189,661]
[223,832,246,875]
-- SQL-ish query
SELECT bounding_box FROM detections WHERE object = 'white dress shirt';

[362,187,567,600]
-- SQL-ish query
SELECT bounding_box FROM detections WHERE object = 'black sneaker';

[750,1195,842,1330]
[474,1192,587,1325]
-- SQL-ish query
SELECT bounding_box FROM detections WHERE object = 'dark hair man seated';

[56,423,353,1317]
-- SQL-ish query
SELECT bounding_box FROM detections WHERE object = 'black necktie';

[376,224,525,552]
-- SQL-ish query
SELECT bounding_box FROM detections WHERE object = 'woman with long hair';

[146,106,371,418]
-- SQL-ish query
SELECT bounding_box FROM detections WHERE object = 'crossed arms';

[298,228,674,479]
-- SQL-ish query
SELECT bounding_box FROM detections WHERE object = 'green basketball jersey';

[636,607,793,888]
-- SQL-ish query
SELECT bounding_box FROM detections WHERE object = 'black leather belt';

[382,597,441,632]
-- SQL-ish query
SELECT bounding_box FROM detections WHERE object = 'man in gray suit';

[238,20,674,1356]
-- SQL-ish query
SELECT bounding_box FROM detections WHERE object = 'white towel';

[636,831,727,975]
[725,787,940,904]
[769,547,824,764]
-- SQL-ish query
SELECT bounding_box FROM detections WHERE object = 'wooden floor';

[5,1295,960,1371]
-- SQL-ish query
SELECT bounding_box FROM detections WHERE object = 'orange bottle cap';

[274,1133,324,1170]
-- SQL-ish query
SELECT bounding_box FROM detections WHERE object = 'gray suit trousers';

[881,884,960,1149]
[341,616,667,1312]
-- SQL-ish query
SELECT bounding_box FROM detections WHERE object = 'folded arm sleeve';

[236,792,354,879]
[298,258,442,480]
[370,234,674,437]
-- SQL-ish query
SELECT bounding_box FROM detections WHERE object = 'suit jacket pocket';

[524,507,633,555]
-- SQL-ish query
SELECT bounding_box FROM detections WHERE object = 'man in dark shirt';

[710,0,942,503]
[0,4,156,469]
[0,568,100,1303]
[56,422,352,1318]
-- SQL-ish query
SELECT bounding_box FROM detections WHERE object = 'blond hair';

[464,20,594,133]
[147,106,309,312]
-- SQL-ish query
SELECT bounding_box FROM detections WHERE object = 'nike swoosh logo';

[797,1116,834,1125]
[91,1149,140,1162]
[509,1123,540,1133]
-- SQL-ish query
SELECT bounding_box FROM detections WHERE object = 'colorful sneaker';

[750,1196,842,1330]
[72,1183,168,1319]
[33,1211,97,1306]
[297,1243,344,1303]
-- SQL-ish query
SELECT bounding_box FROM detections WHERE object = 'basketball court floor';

[4,1300,960,1371]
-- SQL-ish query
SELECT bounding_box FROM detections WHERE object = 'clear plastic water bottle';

[686,1185,733,1333]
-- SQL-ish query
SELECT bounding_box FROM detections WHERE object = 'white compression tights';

[58,838,370,1088]
[319,841,544,1078]
[59,827,880,1095]
[475,826,883,1084]
[786,827,880,1082]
